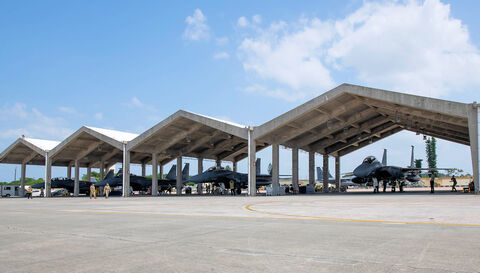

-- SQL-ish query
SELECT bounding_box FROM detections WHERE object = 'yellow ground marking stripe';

[244,201,480,227]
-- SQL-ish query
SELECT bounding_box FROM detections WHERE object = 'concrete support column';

[233,161,237,172]
[468,103,479,194]
[323,154,329,192]
[152,153,158,196]
[272,144,280,194]
[44,154,52,197]
[20,163,26,197]
[100,161,105,181]
[335,156,341,192]
[292,147,299,193]
[247,128,256,196]
[159,164,163,179]
[122,143,131,197]
[197,158,203,194]
[74,160,80,196]
[67,165,72,179]
[308,151,315,186]
[215,159,221,168]
[141,163,146,177]
[86,166,91,182]
[176,157,182,195]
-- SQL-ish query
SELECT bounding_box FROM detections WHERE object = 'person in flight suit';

[229,180,235,196]
[104,183,111,199]
[90,183,96,199]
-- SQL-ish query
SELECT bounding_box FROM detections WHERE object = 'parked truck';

[1,185,23,197]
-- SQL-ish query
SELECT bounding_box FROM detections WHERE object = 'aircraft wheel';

[5,194,10,197]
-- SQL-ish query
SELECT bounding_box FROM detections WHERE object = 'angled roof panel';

[254,83,471,156]
[0,137,60,165]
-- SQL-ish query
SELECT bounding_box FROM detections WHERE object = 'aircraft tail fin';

[317,167,333,181]
[182,163,190,181]
[382,149,387,165]
[104,170,114,180]
[256,158,261,175]
[410,145,415,168]
[165,165,176,180]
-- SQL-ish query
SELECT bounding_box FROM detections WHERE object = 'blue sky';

[1,0,479,181]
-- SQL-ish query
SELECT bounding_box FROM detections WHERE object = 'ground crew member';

[104,183,111,199]
[26,187,33,199]
[167,184,172,194]
[373,178,378,193]
[229,180,235,196]
[383,180,388,192]
[451,175,457,192]
[90,183,96,199]
[430,173,435,193]
[40,187,44,197]
[206,184,210,195]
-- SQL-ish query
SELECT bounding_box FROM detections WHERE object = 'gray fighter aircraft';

[351,148,450,192]
[186,159,272,194]
[32,177,98,195]
[95,164,189,192]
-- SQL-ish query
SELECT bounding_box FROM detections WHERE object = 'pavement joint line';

[244,201,480,227]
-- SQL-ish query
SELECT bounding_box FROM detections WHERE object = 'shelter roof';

[0,137,60,165]
[254,83,471,156]
[127,110,267,164]
[48,126,139,168]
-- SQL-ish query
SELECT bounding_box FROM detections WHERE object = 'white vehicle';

[1,185,23,197]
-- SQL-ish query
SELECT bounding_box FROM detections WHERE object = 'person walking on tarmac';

[90,183,96,199]
[229,180,235,196]
[430,173,435,193]
[451,175,458,192]
[104,183,111,199]
[26,187,33,199]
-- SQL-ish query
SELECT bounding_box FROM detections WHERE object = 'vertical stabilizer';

[410,145,415,168]
[382,149,387,165]
[317,167,323,181]
[317,167,333,181]
[256,158,261,175]
[165,165,176,180]
[182,163,190,181]
[104,170,114,180]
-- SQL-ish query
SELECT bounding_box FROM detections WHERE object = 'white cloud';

[58,106,77,115]
[237,16,248,27]
[183,9,210,41]
[327,0,480,97]
[131,97,143,107]
[0,103,72,140]
[94,112,103,121]
[215,36,229,46]
[238,18,336,100]
[236,0,480,101]
[213,52,230,60]
[252,14,262,24]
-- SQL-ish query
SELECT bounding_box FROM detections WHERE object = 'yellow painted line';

[244,201,480,227]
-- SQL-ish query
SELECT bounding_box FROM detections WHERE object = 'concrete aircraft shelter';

[46,126,138,197]
[126,110,268,196]
[0,137,60,196]
[250,83,479,195]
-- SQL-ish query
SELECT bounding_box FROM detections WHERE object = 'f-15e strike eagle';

[351,147,451,192]
[95,163,189,191]
[187,159,272,194]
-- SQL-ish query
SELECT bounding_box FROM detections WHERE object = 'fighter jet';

[94,164,189,192]
[186,158,272,194]
[32,176,99,195]
[351,148,450,192]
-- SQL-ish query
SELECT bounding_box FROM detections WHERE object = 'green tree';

[425,137,438,176]
[82,171,101,182]
[414,159,423,168]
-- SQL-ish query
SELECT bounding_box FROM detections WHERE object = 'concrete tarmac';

[1,191,479,272]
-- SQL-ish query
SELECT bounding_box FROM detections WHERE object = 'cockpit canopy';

[363,156,377,164]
